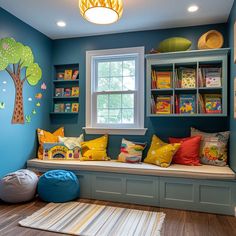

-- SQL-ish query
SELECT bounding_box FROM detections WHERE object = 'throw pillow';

[117,139,146,163]
[191,127,230,166]
[144,135,180,167]
[169,136,202,166]
[37,127,64,160]
[80,135,110,161]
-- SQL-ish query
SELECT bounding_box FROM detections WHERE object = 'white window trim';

[84,46,147,135]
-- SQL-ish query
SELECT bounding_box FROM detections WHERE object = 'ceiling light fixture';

[78,0,123,25]
[188,5,199,12]
[57,21,66,27]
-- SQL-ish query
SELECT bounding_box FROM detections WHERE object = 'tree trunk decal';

[12,78,24,124]
[0,37,42,124]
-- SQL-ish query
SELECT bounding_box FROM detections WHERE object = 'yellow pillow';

[80,135,110,161]
[37,127,64,160]
[144,135,180,167]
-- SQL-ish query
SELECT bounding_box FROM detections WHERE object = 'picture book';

[155,96,172,114]
[71,87,79,97]
[179,94,196,114]
[151,69,157,89]
[54,104,61,112]
[72,103,79,113]
[204,94,222,114]
[72,70,79,80]
[65,103,71,113]
[198,94,206,114]
[205,68,222,87]
[64,70,73,80]
[56,72,64,80]
[55,88,64,97]
[64,88,71,97]
[156,71,172,89]
[181,68,196,88]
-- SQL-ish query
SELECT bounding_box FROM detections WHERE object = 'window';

[85,47,146,135]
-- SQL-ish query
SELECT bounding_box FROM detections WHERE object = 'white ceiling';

[0,0,234,39]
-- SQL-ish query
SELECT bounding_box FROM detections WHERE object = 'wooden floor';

[0,198,236,236]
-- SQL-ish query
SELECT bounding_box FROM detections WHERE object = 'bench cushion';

[27,159,235,180]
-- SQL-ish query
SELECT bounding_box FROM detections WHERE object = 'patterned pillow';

[80,135,110,161]
[59,134,84,149]
[37,127,64,160]
[144,135,180,168]
[117,139,146,163]
[191,127,229,166]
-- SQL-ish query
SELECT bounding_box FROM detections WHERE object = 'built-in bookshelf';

[146,49,229,117]
[50,63,80,115]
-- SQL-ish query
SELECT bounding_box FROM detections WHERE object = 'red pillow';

[169,136,201,166]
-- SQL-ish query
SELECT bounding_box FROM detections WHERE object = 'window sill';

[83,127,147,135]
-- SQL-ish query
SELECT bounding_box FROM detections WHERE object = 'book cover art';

[56,72,64,80]
[179,94,196,114]
[156,96,172,114]
[54,104,61,112]
[204,94,222,114]
[72,70,79,80]
[65,103,71,113]
[156,71,172,89]
[72,103,79,112]
[64,88,71,97]
[64,70,73,80]
[55,88,64,97]
[181,69,196,88]
[59,103,65,112]
[71,87,79,97]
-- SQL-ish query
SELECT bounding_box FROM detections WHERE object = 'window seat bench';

[27,158,235,180]
[27,159,236,216]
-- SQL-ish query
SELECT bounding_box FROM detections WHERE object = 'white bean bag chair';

[0,169,38,203]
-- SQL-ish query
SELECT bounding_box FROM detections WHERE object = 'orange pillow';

[37,127,64,159]
[169,135,201,166]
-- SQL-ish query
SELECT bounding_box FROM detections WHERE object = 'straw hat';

[198,30,224,50]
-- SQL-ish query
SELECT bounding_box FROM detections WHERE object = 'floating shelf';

[50,112,79,115]
[53,80,79,83]
[53,96,79,99]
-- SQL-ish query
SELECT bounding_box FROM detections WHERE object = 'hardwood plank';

[0,198,235,236]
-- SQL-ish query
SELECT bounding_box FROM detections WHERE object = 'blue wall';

[52,24,229,159]
[0,8,52,177]
[228,1,236,172]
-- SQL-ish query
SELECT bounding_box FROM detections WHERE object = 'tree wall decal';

[0,37,42,124]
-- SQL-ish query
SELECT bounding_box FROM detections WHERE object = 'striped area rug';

[19,202,165,236]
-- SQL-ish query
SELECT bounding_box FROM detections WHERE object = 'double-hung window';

[85,47,146,135]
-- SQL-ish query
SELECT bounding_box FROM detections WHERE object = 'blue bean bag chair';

[38,170,80,203]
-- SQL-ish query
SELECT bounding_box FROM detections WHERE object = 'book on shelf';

[180,68,196,88]
[151,95,157,114]
[72,103,79,112]
[56,72,64,80]
[64,70,73,80]
[71,87,79,97]
[64,88,71,97]
[65,103,72,113]
[151,70,172,89]
[54,103,65,112]
[204,94,222,114]
[179,94,196,114]
[72,70,79,80]
[205,68,222,87]
[155,95,172,114]
[55,88,64,97]
[156,71,172,89]
[198,94,206,114]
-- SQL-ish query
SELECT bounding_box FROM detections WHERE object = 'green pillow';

[158,37,192,53]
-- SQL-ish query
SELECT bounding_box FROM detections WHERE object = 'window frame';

[84,47,146,135]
